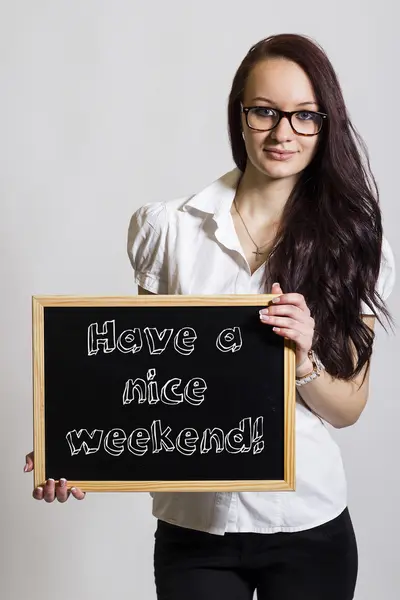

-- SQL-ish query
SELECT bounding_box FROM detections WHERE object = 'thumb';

[70,487,87,500]
[271,281,283,294]
[24,451,34,473]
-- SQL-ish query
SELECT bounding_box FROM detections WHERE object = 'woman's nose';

[270,116,294,142]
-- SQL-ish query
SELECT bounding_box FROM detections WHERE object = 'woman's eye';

[254,107,275,117]
[296,111,315,121]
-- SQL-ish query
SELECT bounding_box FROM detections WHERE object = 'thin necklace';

[233,198,271,261]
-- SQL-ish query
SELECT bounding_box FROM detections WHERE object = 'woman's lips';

[264,149,296,161]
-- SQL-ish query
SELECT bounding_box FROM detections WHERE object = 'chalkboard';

[32,295,296,493]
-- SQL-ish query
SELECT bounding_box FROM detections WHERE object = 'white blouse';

[126,168,396,535]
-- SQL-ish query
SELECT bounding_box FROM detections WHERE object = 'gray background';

[1,1,398,599]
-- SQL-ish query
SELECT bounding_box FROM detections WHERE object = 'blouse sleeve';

[360,235,396,315]
[127,202,169,294]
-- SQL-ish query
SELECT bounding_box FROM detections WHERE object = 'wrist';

[295,350,326,388]
[296,358,314,378]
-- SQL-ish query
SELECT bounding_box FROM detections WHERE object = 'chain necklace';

[233,198,272,261]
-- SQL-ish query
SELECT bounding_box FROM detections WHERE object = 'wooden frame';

[32,294,296,493]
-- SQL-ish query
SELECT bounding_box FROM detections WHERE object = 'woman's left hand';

[259,282,315,372]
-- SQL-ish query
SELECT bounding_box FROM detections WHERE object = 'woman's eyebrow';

[296,101,318,107]
[250,96,318,107]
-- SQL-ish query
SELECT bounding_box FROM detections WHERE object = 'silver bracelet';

[295,350,325,387]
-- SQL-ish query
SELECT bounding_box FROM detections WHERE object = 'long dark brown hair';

[228,33,394,381]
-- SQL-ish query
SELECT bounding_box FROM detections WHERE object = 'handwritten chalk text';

[65,416,264,457]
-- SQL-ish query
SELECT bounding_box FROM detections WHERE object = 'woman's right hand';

[24,451,86,503]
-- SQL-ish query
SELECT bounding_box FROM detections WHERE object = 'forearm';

[295,358,369,428]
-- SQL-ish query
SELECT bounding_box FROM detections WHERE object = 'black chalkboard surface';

[32,295,296,493]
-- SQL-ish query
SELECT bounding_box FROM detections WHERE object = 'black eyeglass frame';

[241,103,328,137]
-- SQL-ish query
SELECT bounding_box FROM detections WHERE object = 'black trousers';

[153,507,358,600]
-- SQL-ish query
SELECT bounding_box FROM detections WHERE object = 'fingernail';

[260,314,270,321]
[37,487,43,492]
[71,487,76,492]
[47,478,54,484]
[259,308,268,315]
[60,478,66,487]
[272,297,280,303]
[24,465,28,472]
[273,282,280,286]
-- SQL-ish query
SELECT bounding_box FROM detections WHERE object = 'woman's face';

[241,58,321,182]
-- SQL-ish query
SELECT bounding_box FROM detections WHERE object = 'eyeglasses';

[241,104,328,136]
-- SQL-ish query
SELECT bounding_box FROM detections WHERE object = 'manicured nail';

[71,487,76,492]
[260,314,270,321]
[47,478,54,485]
[273,282,280,286]
[272,297,280,303]
[24,465,28,472]
[259,308,268,315]
[60,478,66,487]
[37,487,43,492]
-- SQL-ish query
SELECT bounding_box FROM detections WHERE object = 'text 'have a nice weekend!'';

[65,320,265,458]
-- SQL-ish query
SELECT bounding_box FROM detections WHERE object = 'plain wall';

[1,2,398,599]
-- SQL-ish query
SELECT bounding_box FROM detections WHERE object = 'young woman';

[25,33,395,600]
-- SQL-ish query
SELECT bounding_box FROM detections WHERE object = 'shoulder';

[127,167,241,235]
[126,195,193,294]
[381,234,395,276]
[126,168,242,293]
[361,234,396,315]
[377,234,396,299]
[126,195,191,245]
[127,199,169,231]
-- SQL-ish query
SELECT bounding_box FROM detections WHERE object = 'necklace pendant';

[253,249,263,260]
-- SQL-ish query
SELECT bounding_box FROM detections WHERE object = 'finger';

[271,281,283,294]
[261,315,304,330]
[43,479,56,503]
[32,486,44,501]
[271,292,310,314]
[55,479,69,503]
[260,305,305,321]
[71,487,86,500]
[271,327,305,343]
[24,451,34,473]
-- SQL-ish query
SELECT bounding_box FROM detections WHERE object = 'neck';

[234,162,298,224]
